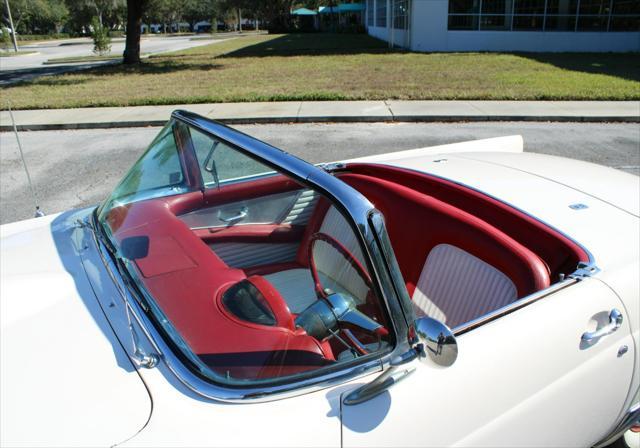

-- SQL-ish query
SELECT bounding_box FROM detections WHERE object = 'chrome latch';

[569,262,600,280]
[130,323,159,369]
[320,162,346,173]
[343,348,418,405]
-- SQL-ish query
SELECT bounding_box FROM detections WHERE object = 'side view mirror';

[342,316,458,406]
[415,316,458,367]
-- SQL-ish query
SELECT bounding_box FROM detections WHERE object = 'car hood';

[0,209,152,447]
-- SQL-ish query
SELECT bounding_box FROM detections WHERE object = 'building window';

[376,0,387,26]
[394,0,409,29]
[512,0,545,29]
[367,0,374,26]
[448,0,639,30]
[448,0,480,29]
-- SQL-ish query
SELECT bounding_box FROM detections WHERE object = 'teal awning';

[338,3,364,12]
[318,6,339,14]
[292,7,318,15]
[319,4,365,13]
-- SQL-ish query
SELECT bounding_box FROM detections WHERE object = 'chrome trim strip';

[452,278,578,335]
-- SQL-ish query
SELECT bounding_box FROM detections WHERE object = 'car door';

[341,278,635,447]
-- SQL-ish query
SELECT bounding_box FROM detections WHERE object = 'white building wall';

[368,26,388,41]
[369,26,410,47]
[436,31,640,52]
[368,0,640,52]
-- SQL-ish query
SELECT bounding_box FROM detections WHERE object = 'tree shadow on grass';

[26,77,90,87]
[518,52,640,82]
[220,33,396,58]
[105,60,224,75]
[7,59,224,88]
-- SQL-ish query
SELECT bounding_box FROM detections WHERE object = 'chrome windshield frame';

[93,109,415,402]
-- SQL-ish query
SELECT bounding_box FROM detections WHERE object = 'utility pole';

[4,0,18,52]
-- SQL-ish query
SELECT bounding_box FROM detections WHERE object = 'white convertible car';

[1,111,639,447]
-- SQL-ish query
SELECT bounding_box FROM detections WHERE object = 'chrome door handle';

[582,309,623,342]
[218,206,248,223]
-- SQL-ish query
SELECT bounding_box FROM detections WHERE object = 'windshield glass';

[97,118,393,385]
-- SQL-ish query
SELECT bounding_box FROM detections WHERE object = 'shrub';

[91,17,111,56]
[1,27,12,50]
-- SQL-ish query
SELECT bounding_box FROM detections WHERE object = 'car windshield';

[96,118,393,385]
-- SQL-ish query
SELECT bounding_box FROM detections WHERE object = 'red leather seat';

[339,173,551,301]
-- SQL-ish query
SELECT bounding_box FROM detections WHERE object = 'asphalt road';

[1,121,638,225]
[0,35,227,85]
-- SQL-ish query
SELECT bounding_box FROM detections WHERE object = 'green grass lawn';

[2,33,639,110]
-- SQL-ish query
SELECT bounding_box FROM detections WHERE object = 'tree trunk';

[123,0,145,64]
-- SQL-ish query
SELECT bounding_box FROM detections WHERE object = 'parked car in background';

[2,111,638,447]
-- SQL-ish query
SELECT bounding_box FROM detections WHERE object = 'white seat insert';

[412,243,517,329]
[264,206,369,313]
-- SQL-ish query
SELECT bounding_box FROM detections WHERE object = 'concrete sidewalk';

[1,100,638,131]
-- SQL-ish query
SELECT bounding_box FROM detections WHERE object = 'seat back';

[412,244,517,328]
[339,173,551,299]
[312,206,369,302]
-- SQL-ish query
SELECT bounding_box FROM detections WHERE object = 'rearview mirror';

[415,317,458,367]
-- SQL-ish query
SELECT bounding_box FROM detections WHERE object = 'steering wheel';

[308,232,373,299]
[298,232,388,355]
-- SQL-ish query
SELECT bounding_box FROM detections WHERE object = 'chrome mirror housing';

[415,317,458,367]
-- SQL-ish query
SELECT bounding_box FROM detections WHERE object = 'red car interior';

[342,164,588,280]
[104,162,588,381]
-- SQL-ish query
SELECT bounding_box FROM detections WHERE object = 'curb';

[1,114,638,132]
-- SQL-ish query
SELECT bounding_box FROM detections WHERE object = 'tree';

[123,0,147,64]
[254,0,294,32]
[4,0,69,34]
[183,0,217,31]
[65,0,124,35]
[146,0,180,33]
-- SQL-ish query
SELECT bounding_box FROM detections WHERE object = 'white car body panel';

[0,214,152,447]
[342,278,634,447]
[460,151,640,217]
[1,134,638,447]
[119,365,348,447]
